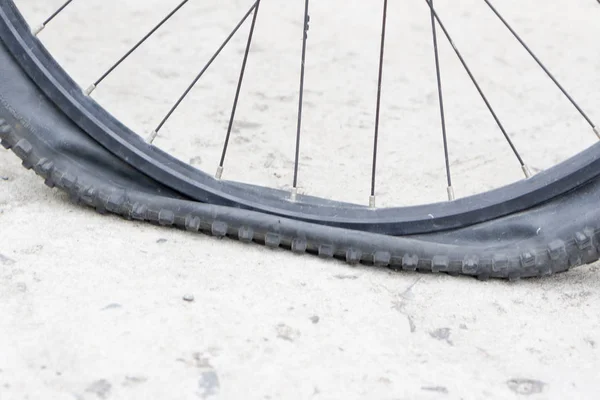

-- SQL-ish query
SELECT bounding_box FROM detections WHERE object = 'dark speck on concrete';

[334,274,358,280]
[407,316,416,333]
[183,294,195,302]
[421,386,449,394]
[506,378,545,395]
[310,316,320,324]
[102,303,122,310]
[198,370,220,398]
[190,156,203,166]
[0,253,15,266]
[123,376,147,387]
[430,328,452,345]
[85,380,112,399]
[156,238,168,244]
[276,323,300,342]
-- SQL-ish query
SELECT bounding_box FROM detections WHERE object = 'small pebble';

[183,294,195,302]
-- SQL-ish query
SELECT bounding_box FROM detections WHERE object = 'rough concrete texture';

[1,0,600,399]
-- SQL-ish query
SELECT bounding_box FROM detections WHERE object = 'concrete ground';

[2,0,600,399]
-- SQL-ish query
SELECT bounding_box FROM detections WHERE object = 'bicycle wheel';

[1,0,599,235]
[1,0,599,278]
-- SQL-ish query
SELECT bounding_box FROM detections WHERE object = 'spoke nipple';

[522,164,533,178]
[84,84,96,96]
[369,195,376,209]
[593,126,600,139]
[290,187,298,202]
[447,186,455,201]
[146,130,158,144]
[32,24,45,36]
[215,166,224,180]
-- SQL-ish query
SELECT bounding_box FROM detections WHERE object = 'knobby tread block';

[462,256,479,275]
[13,138,32,161]
[211,221,228,237]
[492,254,509,273]
[318,245,335,258]
[291,238,307,253]
[548,240,566,261]
[432,255,449,273]
[238,226,254,242]
[158,209,176,226]
[402,254,419,271]
[374,251,391,267]
[345,248,362,264]
[265,233,281,248]
[132,203,149,221]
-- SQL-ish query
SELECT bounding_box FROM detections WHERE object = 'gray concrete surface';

[2,0,600,399]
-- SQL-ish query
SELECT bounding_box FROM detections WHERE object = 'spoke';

[291,0,311,201]
[424,0,531,178]
[149,1,259,144]
[32,0,74,36]
[483,0,599,139]
[84,0,189,96]
[429,0,454,201]
[370,0,389,208]
[217,0,262,179]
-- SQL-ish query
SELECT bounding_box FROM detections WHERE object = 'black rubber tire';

[1,0,600,236]
[2,33,600,280]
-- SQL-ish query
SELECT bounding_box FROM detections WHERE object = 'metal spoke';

[429,0,454,201]
[217,0,262,180]
[32,0,74,36]
[483,0,599,139]
[148,1,259,144]
[370,0,389,208]
[84,0,189,96]
[425,0,531,178]
[291,0,311,201]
